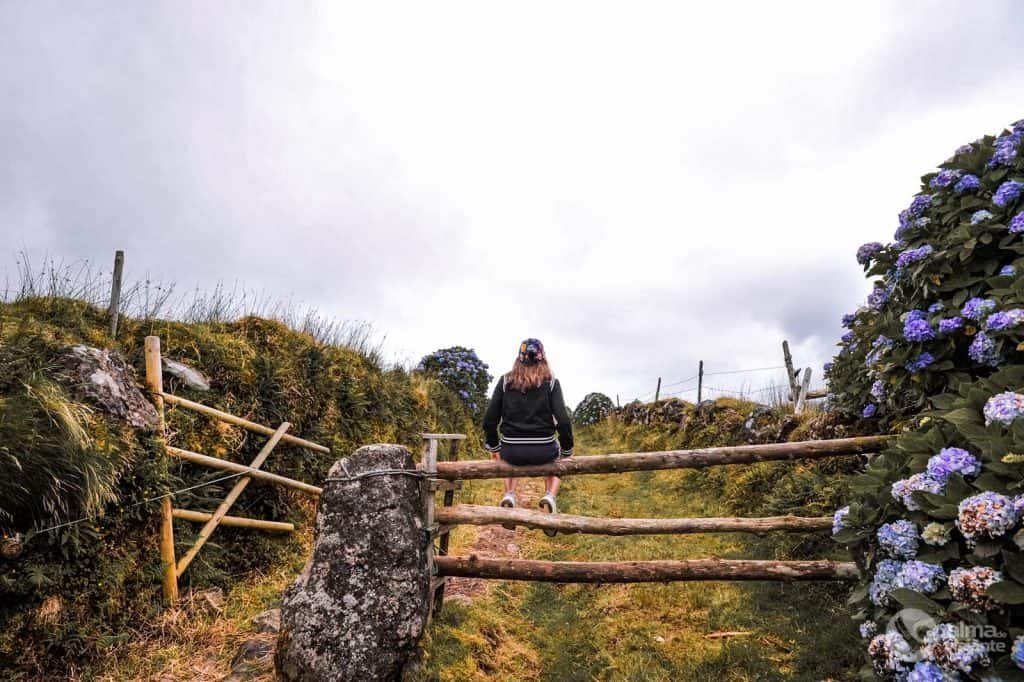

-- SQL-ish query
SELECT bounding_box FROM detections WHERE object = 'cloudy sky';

[3,2,1024,406]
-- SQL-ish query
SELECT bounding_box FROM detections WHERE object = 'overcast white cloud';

[3,1,1024,406]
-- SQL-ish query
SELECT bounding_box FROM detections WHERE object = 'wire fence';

[629,363,824,405]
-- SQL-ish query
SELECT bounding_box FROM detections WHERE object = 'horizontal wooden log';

[435,556,859,582]
[171,508,295,532]
[167,446,323,496]
[805,389,828,400]
[431,435,891,480]
[162,393,330,454]
[434,505,832,535]
[420,433,467,440]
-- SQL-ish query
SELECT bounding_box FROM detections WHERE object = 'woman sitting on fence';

[483,338,574,531]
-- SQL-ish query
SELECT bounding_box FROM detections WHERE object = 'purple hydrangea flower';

[868,631,914,678]
[866,334,894,365]
[956,143,976,156]
[892,473,943,511]
[938,317,963,334]
[968,331,999,366]
[894,560,946,594]
[961,297,997,320]
[957,491,1020,546]
[995,180,1024,208]
[989,131,1022,168]
[929,169,961,189]
[955,174,981,193]
[823,362,833,372]
[907,309,928,322]
[870,379,886,399]
[841,331,854,344]
[869,558,904,606]
[905,352,935,373]
[878,519,919,559]
[900,194,933,226]
[832,505,850,535]
[971,209,995,225]
[904,317,935,342]
[859,621,878,639]
[1001,265,1017,276]
[862,403,877,418]
[926,447,981,480]
[867,286,889,311]
[856,241,884,266]
[1013,636,1024,670]
[927,302,944,313]
[922,623,990,673]
[983,392,1024,426]
[896,244,934,269]
[948,566,1002,612]
[841,313,856,327]
[1011,212,1024,234]
[986,308,1024,331]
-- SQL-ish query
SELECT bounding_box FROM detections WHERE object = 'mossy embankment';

[0,296,476,679]
[416,399,868,681]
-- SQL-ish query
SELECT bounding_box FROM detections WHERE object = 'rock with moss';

[54,345,159,430]
[276,444,430,681]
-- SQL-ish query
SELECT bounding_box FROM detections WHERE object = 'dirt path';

[444,478,547,602]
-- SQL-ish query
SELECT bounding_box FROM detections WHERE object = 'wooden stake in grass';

[145,336,178,605]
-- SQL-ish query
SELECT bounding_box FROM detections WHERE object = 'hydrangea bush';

[417,346,492,417]
[827,119,1024,426]
[574,392,615,425]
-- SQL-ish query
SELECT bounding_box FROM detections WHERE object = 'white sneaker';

[499,492,516,530]
[538,493,558,536]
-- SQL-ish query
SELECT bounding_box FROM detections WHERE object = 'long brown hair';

[504,358,553,392]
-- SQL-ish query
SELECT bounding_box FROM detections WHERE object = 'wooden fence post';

[108,250,124,338]
[145,336,178,605]
[654,377,661,402]
[782,340,799,403]
[795,368,813,414]
[433,438,460,613]
[422,437,439,615]
[697,360,704,403]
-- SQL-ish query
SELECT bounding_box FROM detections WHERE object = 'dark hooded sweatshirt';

[483,376,574,456]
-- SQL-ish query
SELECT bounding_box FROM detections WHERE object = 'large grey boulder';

[275,444,430,681]
[54,345,159,430]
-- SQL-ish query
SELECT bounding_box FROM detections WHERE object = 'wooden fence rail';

[434,504,832,535]
[435,556,859,582]
[429,435,890,480]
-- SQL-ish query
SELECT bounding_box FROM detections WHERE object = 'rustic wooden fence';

[144,336,327,604]
[420,434,890,612]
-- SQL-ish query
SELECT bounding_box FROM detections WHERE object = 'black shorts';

[499,441,559,466]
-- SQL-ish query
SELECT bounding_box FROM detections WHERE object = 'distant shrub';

[417,346,492,417]
[826,118,1024,427]
[574,392,615,425]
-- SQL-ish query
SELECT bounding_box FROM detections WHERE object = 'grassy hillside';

[0,296,475,678]
[415,400,866,681]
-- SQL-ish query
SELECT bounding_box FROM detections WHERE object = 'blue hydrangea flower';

[895,560,947,594]
[856,242,884,266]
[956,143,976,156]
[994,180,1024,208]
[1011,212,1024,234]
[948,565,1002,611]
[957,491,1020,546]
[900,194,933,226]
[823,362,833,372]
[989,131,1022,168]
[1012,636,1024,670]
[923,623,990,673]
[968,331,999,366]
[988,308,1024,331]
[870,379,887,400]
[878,519,919,559]
[929,169,961,189]
[971,209,995,225]
[896,244,934,269]
[862,403,877,418]
[906,352,935,373]
[938,317,963,334]
[859,621,878,639]
[841,313,857,328]
[868,286,889,311]
[955,174,981,193]
[907,309,928,322]
[928,302,944,313]
[907,661,945,682]
[926,447,981,480]
[962,297,997,320]
[866,335,894,365]
[869,558,904,606]
[892,473,944,511]
[983,392,1024,426]
[1000,265,1017,276]
[904,316,936,342]
[832,505,850,535]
